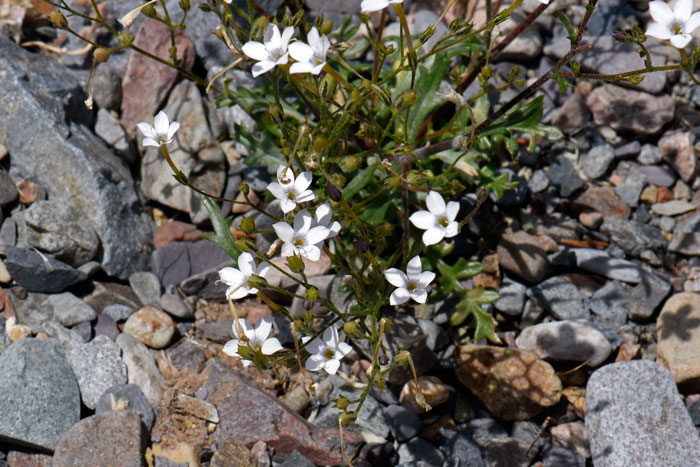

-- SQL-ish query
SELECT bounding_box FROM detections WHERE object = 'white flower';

[313,202,341,239]
[273,210,330,261]
[408,191,460,246]
[218,252,270,300]
[304,325,352,375]
[223,316,284,367]
[242,23,295,77]
[267,165,316,214]
[288,27,331,75]
[383,255,435,306]
[136,110,180,147]
[360,0,403,13]
[537,0,550,4]
[646,0,700,48]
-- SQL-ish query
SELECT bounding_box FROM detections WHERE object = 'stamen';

[407,282,416,291]
[438,217,449,228]
[324,349,335,359]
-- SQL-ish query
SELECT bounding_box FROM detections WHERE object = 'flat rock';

[116,333,166,405]
[574,187,631,219]
[42,320,86,356]
[3,246,87,293]
[600,217,667,257]
[494,277,527,316]
[651,200,696,217]
[384,405,421,442]
[545,154,584,197]
[658,131,697,182]
[128,271,162,306]
[585,360,700,466]
[515,320,612,367]
[638,165,677,187]
[0,338,80,450]
[614,170,647,208]
[585,84,674,135]
[53,411,148,467]
[497,231,548,283]
[96,384,155,430]
[625,272,671,321]
[151,239,232,288]
[15,292,96,333]
[454,345,562,421]
[203,359,362,465]
[581,145,615,180]
[66,335,128,409]
[571,248,643,283]
[656,293,700,390]
[528,276,590,320]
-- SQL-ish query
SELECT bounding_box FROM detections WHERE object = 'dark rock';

[96,384,155,430]
[151,240,232,288]
[668,210,700,255]
[0,171,17,206]
[397,437,445,466]
[541,444,585,467]
[3,246,87,293]
[483,438,535,467]
[439,429,485,467]
[528,276,590,320]
[625,272,671,321]
[167,339,206,372]
[278,450,315,467]
[600,217,667,257]
[494,277,527,316]
[586,84,674,134]
[0,339,80,450]
[546,154,584,197]
[92,63,122,111]
[494,169,529,207]
[614,141,641,159]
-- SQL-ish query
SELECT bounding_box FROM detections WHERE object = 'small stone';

[659,130,697,182]
[399,376,450,414]
[579,211,603,229]
[614,141,641,158]
[153,221,207,248]
[494,277,527,316]
[529,276,590,320]
[614,170,647,208]
[516,320,612,367]
[483,438,536,467]
[656,293,700,390]
[160,293,193,319]
[175,394,219,423]
[282,385,310,414]
[96,384,155,430]
[210,439,261,467]
[585,360,700,466]
[552,93,590,135]
[167,339,206,372]
[497,230,548,283]
[42,320,85,356]
[3,246,87,293]
[581,145,615,180]
[625,272,671,321]
[571,248,643,283]
[124,306,175,349]
[574,187,631,218]
[528,169,549,193]
[5,316,31,342]
[129,271,162,306]
[384,404,420,442]
[16,180,46,205]
[546,154,584,197]
[103,303,137,321]
[464,417,508,448]
[638,144,663,165]
[651,200,696,216]
[0,171,17,206]
[600,217,667,257]
[397,437,445,466]
[454,345,562,421]
[66,335,128,409]
[639,165,677,187]
[53,411,147,467]
[551,421,590,459]
[116,333,166,405]
[542,444,586,467]
[639,185,658,204]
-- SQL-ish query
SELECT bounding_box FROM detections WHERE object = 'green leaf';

[238,125,286,173]
[449,289,501,344]
[200,194,241,263]
[342,162,378,200]
[467,286,500,304]
[359,198,394,225]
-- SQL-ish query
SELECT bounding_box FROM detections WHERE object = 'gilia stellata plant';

[51,0,700,445]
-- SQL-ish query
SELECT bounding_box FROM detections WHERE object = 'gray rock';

[528,169,549,193]
[167,339,205,372]
[95,108,130,159]
[116,333,166,405]
[585,360,700,466]
[0,170,17,206]
[638,144,663,165]
[66,335,128,409]
[0,37,154,279]
[668,210,700,255]
[546,154,584,197]
[464,418,509,448]
[440,429,485,467]
[614,141,641,159]
[494,278,527,316]
[102,303,136,321]
[528,276,590,320]
[625,272,671,321]
[516,320,612,367]
[582,145,615,180]
[0,317,11,355]
[600,217,667,257]
[416,318,449,352]
[42,320,86,356]
[638,165,676,187]
[151,239,232,288]
[614,170,647,208]
[586,84,674,135]
[159,292,193,319]
[589,280,628,346]
[397,437,445,466]
[3,246,87,293]
[482,438,535,467]
[0,338,80,450]
[511,421,545,452]
[95,312,120,341]
[279,450,315,467]
[92,63,121,111]
[384,405,421,442]
[305,0,362,13]
[15,292,95,333]
[96,383,155,430]
[652,200,696,216]
[571,248,643,283]
[128,271,162,306]
[541,444,585,467]
[496,13,542,61]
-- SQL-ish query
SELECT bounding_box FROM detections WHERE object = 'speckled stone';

[123,305,175,349]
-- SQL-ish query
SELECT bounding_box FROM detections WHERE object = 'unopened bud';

[93,48,110,63]
[395,90,417,109]
[375,378,386,389]
[238,182,250,196]
[330,173,346,188]
[378,355,389,365]
[343,320,361,337]
[334,395,349,410]
[325,182,342,202]
[612,32,626,42]
[287,255,305,274]
[234,238,255,252]
[179,0,190,10]
[354,239,368,254]
[50,11,68,29]
[305,286,319,301]
[247,274,268,290]
[313,136,328,153]
[339,412,355,426]
[379,317,393,333]
[319,19,333,35]
[240,216,255,235]
[141,3,157,17]
[339,156,360,173]
[419,26,436,45]
[395,350,411,365]
[303,300,314,310]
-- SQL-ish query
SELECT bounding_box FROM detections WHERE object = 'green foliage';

[200,194,242,264]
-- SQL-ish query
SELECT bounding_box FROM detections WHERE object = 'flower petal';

[136,122,156,139]
[227,284,250,300]
[323,326,338,347]
[646,22,673,39]
[294,171,313,193]
[390,288,410,306]
[280,26,295,49]
[674,0,692,22]
[142,137,160,147]
[294,210,313,233]
[267,182,286,200]
[281,243,296,257]
[323,358,340,375]
[307,27,321,48]
[219,267,246,286]
[305,355,325,371]
[256,262,271,278]
[446,201,460,221]
[154,111,170,135]
[422,227,445,246]
[279,198,297,213]
[264,23,280,46]
[336,342,352,358]
[305,226,331,245]
[670,32,692,48]
[261,337,284,355]
[328,221,341,238]
[237,252,255,277]
[300,244,321,261]
[305,337,325,355]
[277,165,295,185]
[273,222,295,242]
[444,221,459,238]
[252,60,277,77]
[309,62,326,75]
[410,289,428,304]
[417,271,436,289]
[425,191,446,215]
[685,11,700,33]
[409,210,437,230]
[406,256,423,282]
[361,0,390,12]
[383,268,408,288]
[242,41,271,61]
[290,61,316,74]
[649,1,675,26]
[166,122,180,141]
[222,339,239,357]
[255,315,273,341]
[289,42,314,63]
[294,190,316,204]
[315,202,332,225]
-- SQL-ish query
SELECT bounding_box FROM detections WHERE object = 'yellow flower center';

[288,192,296,200]
[438,216,449,228]
[294,238,304,247]
[407,282,416,291]
[324,348,335,359]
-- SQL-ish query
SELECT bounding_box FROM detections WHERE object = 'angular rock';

[668,210,700,255]
[397,437,445,466]
[614,170,647,208]
[96,384,155,430]
[659,131,697,182]
[3,246,87,293]
[600,217,667,257]
[95,108,130,159]
[638,165,676,187]
[552,93,590,135]
[625,272,671,321]
[515,320,612,367]
[86,283,141,315]
[66,335,128,409]
[652,200,696,217]
[589,280,628,346]
[571,248,643,283]
[151,239,232,288]
[586,360,700,466]
[203,359,362,464]
[128,271,162,306]
[92,63,122,112]
[15,292,96,333]
[581,145,615,180]
[585,84,674,135]
[454,345,562,421]
[0,170,17,206]
[384,405,421,442]
[167,339,206,372]
[528,276,590,320]
[574,186,631,219]
[497,230,548,283]
[0,338,80,450]
[53,411,148,467]
[116,333,166,405]
[42,320,86,356]
[656,293,700,390]
[483,438,535,467]
[494,277,527,316]
[545,154,584,197]
[638,144,663,165]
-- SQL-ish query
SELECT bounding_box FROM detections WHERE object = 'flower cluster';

[646,0,700,48]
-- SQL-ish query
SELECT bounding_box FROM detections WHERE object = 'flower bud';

[234,238,255,252]
[268,102,283,123]
[339,156,360,173]
[395,350,411,365]
[313,136,328,153]
[330,173,346,188]
[419,26,435,45]
[377,221,394,236]
[93,48,110,63]
[334,395,349,410]
[354,239,368,254]
[303,300,314,310]
[50,11,68,29]
[319,19,333,36]
[240,216,256,235]
[379,317,393,333]
[238,182,250,196]
[287,255,305,274]
[375,378,386,389]
[325,182,342,202]
[343,320,361,337]
[179,0,190,10]
[378,355,389,365]
[395,90,417,110]
[339,412,355,426]
[141,3,157,17]
[305,286,319,301]
[612,32,626,42]
[247,274,268,290]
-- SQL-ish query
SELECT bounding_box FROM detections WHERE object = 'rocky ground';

[1,0,700,465]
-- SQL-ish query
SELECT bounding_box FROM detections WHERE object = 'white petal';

[390,288,410,306]
[279,198,297,214]
[288,42,314,63]
[237,252,255,277]
[280,243,296,257]
[261,338,284,355]
[227,284,250,300]
[300,244,321,261]
[315,202,332,225]
[406,256,423,282]
[290,61,315,74]
[142,137,160,147]
[222,339,239,356]
[136,122,156,139]
[305,355,325,371]
[166,122,180,141]
[383,268,408,288]
[235,318,255,340]
[153,111,170,135]
[275,53,289,66]
[267,182,287,200]
[305,337,325,355]
[309,62,326,75]
[649,1,675,26]
[323,358,340,375]
[273,222,295,242]
[307,27,321,48]
[646,22,673,39]
[280,27,295,48]
[242,41,271,61]
[361,0,389,11]
[444,221,459,238]
[252,61,277,77]
[425,191,446,215]
[293,210,313,234]
[417,271,436,289]
[295,171,313,193]
[305,226,330,245]
[674,0,692,22]
[422,227,445,246]
[336,342,352,358]
[410,289,428,304]
[264,23,280,46]
[685,11,700,33]
[219,267,246,286]
[670,32,692,47]
[256,262,271,278]
[277,165,295,185]
[294,190,316,203]
[255,315,273,341]
[322,326,337,347]
[446,201,460,221]
[409,210,437,230]
[328,221,341,238]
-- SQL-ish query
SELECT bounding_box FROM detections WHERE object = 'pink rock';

[659,130,697,182]
[153,221,207,248]
[121,19,195,137]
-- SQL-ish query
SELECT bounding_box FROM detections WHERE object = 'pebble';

[160,292,194,319]
[440,429,485,466]
[124,306,175,349]
[581,145,615,180]
[384,404,421,442]
[116,333,166,405]
[574,186,631,218]
[399,375,450,414]
[515,320,612,367]
[659,130,696,182]
[497,230,548,283]
[128,271,162,306]
[454,345,561,421]
[528,276,590,320]
[66,335,128,409]
[546,153,584,197]
[585,360,700,466]
[551,421,590,458]
[638,144,663,165]
[482,438,535,467]
[625,272,671,321]
[464,418,508,448]
[95,312,120,341]
[42,320,86,355]
[96,384,155,430]
[211,439,262,467]
[102,303,137,321]
[53,411,147,467]
[167,338,206,372]
[511,420,545,452]
[397,437,445,466]
[0,338,80,450]
[656,293,700,390]
[599,217,667,257]
[528,169,550,193]
[614,170,647,208]
[638,164,676,187]
[571,248,643,283]
[494,277,527,316]
[542,444,586,467]
[16,180,46,205]
[3,245,87,293]
[651,200,696,216]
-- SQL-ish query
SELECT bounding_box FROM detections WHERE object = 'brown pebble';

[17,180,46,205]
[232,189,259,214]
[657,186,674,203]
[399,376,450,414]
[123,305,175,349]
